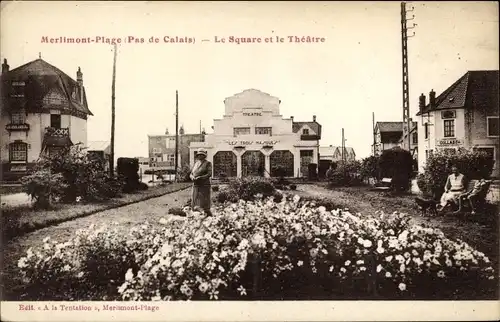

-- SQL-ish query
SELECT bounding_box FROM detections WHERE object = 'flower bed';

[16,195,497,301]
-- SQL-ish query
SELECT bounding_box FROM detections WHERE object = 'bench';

[372,177,392,191]
[457,180,492,212]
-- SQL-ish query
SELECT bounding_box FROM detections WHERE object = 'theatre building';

[189,89,322,178]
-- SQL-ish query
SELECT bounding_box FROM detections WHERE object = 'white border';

[1,301,499,322]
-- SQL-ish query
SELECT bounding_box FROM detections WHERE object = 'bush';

[327,161,363,187]
[289,184,297,191]
[360,156,380,181]
[417,149,494,198]
[223,177,276,202]
[379,148,413,192]
[177,164,192,182]
[24,144,122,204]
[17,196,496,301]
[117,158,140,193]
[212,186,220,192]
[21,170,68,209]
[138,182,149,191]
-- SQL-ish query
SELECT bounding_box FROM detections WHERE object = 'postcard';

[1,1,499,321]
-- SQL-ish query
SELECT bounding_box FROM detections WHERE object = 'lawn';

[291,183,500,271]
[1,182,191,242]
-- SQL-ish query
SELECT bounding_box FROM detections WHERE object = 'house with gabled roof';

[416,70,499,177]
[189,89,322,178]
[320,145,356,162]
[1,57,93,181]
[372,121,417,157]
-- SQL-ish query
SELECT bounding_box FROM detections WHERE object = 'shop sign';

[224,140,279,146]
[242,112,262,116]
[436,138,463,146]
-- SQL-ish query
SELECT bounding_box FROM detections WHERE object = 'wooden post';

[175,90,179,182]
[109,43,117,178]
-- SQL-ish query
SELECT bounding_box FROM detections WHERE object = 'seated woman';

[437,165,466,212]
[455,179,491,214]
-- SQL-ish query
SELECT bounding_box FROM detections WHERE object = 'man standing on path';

[190,148,213,216]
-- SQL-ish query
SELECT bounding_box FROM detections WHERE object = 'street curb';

[3,184,191,243]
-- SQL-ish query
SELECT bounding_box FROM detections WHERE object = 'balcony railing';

[45,127,70,137]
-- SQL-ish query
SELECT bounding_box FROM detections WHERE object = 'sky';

[1,1,498,160]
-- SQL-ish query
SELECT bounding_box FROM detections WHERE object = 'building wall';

[68,115,88,146]
[417,108,499,177]
[148,134,204,169]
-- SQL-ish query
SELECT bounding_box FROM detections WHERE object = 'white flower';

[345,260,351,266]
[357,237,364,245]
[399,264,405,273]
[77,272,84,278]
[159,218,169,225]
[329,266,334,272]
[437,270,446,278]
[199,283,209,293]
[398,230,409,241]
[293,195,301,203]
[385,272,392,278]
[356,260,364,265]
[398,283,407,291]
[340,267,346,273]
[125,268,134,281]
[385,256,393,262]
[377,246,385,254]
[376,264,383,273]
[17,257,28,269]
[363,240,373,248]
[297,260,304,267]
[237,285,247,296]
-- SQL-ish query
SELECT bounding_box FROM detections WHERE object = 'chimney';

[179,125,185,135]
[291,116,294,121]
[76,67,83,104]
[419,93,426,111]
[313,115,316,122]
[429,89,436,108]
[201,127,206,135]
[2,59,9,73]
[165,128,169,135]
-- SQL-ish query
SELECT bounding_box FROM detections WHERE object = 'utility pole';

[110,43,117,178]
[341,128,345,164]
[372,112,376,156]
[401,2,416,151]
[199,120,202,135]
[174,90,179,182]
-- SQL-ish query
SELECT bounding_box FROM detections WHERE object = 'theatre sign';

[224,140,280,146]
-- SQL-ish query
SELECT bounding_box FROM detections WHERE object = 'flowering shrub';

[17,196,496,301]
[417,149,494,198]
[26,144,122,203]
[327,161,364,187]
[215,177,277,203]
[21,170,68,209]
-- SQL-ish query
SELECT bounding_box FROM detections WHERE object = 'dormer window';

[302,129,309,135]
[11,81,25,98]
